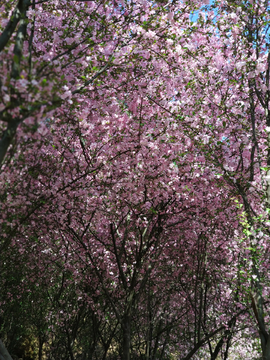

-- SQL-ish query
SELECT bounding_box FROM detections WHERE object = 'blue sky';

[189,0,216,23]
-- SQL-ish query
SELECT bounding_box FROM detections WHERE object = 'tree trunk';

[122,314,131,360]
[0,339,13,360]
[260,332,270,360]
[38,337,43,360]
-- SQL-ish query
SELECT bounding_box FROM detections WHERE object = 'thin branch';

[37,38,90,75]
[30,0,49,4]
[110,223,128,290]
[72,57,113,95]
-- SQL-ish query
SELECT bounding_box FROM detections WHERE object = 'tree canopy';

[1,0,270,359]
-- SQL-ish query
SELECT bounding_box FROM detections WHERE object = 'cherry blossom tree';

[170,1,270,358]
[1,0,270,360]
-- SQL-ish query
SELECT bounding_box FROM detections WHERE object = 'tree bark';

[122,314,131,360]
[260,332,270,360]
[0,0,31,53]
[0,339,13,360]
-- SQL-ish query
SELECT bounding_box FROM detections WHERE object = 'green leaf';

[246,247,256,252]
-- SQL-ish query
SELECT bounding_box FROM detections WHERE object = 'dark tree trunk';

[38,337,44,360]
[122,314,131,360]
[260,332,270,360]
